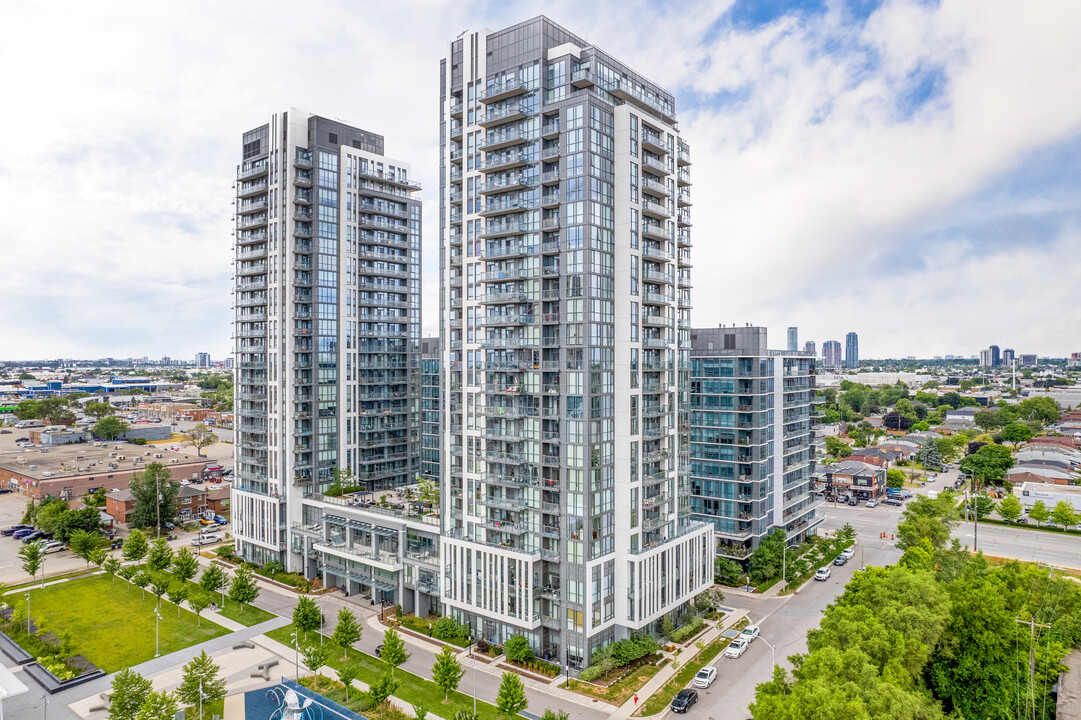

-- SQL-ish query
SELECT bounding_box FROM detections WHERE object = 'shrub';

[578,658,615,682]
[476,638,489,653]
[432,616,470,642]
[133,437,148,446]
[668,617,704,644]
[504,635,533,664]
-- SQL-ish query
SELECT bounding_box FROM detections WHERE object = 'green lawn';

[22,574,229,672]
[266,623,504,720]
[152,568,276,627]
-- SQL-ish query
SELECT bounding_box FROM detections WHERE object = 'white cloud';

[0,0,1078,359]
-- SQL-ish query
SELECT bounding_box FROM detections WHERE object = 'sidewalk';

[608,610,746,719]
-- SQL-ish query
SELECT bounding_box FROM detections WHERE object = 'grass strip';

[266,623,504,720]
[637,638,729,716]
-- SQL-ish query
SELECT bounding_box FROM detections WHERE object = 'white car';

[42,541,66,554]
[191,534,223,546]
[814,566,832,581]
[693,666,717,688]
[724,638,749,659]
[740,625,760,643]
[840,547,855,560]
[866,499,878,508]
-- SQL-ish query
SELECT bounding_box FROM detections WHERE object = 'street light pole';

[291,631,299,681]
[154,610,162,657]
[759,636,777,671]
[25,593,30,635]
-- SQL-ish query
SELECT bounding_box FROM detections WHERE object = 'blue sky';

[1,0,1079,361]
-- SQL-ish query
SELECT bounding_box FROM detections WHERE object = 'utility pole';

[1015,616,1050,720]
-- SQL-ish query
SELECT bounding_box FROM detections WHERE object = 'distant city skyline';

[2,2,1080,359]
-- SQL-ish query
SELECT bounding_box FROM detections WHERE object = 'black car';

[671,689,698,713]
[847,496,859,506]
[833,553,849,566]
[2,524,33,536]
[883,497,903,507]
[21,531,44,544]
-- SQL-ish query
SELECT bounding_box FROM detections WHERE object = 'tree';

[128,463,180,531]
[496,671,528,718]
[997,494,1023,522]
[959,444,1014,484]
[886,468,905,489]
[748,528,786,584]
[366,670,399,712]
[123,529,149,564]
[380,627,409,670]
[917,439,942,471]
[504,635,533,664]
[150,575,170,609]
[882,412,912,431]
[147,538,175,572]
[166,583,188,618]
[302,643,330,684]
[53,505,102,543]
[108,668,153,720]
[228,565,259,610]
[293,597,321,641]
[170,547,199,583]
[432,645,464,701]
[69,528,104,569]
[176,650,226,719]
[37,396,75,425]
[182,424,218,457]
[93,416,130,440]
[1028,500,1051,527]
[35,498,70,536]
[103,555,122,584]
[966,495,996,522]
[135,689,179,720]
[825,436,851,458]
[337,661,361,700]
[541,710,570,720]
[714,556,743,585]
[332,607,362,660]
[188,593,210,627]
[1001,422,1033,449]
[1051,501,1078,530]
[84,401,116,420]
[132,569,151,600]
[896,493,959,550]
[416,478,440,508]
[19,541,45,584]
[199,563,226,601]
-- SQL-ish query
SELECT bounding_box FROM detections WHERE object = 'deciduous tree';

[128,463,180,531]
[1028,500,1051,527]
[380,627,409,671]
[227,566,259,610]
[177,650,226,719]
[19,541,45,584]
[93,416,130,440]
[108,668,152,720]
[182,424,218,457]
[170,547,199,583]
[1000,422,1033,449]
[69,529,104,569]
[293,596,321,641]
[432,645,464,701]
[332,607,362,660]
[188,593,210,627]
[496,671,528,718]
[1051,501,1078,530]
[135,689,179,720]
[147,538,174,572]
[996,494,1023,522]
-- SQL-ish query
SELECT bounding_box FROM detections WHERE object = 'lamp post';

[291,631,299,681]
[154,610,162,657]
[759,636,777,670]
[25,593,30,636]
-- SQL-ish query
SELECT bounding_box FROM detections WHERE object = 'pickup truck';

[191,534,223,546]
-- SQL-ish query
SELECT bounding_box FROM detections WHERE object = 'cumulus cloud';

[0,0,1078,359]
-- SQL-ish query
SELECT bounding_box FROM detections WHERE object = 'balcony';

[478,103,529,127]
[540,122,560,138]
[479,175,534,195]
[238,161,268,181]
[479,151,532,173]
[643,155,671,176]
[479,130,535,152]
[237,180,267,198]
[479,80,532,104]
[642,223,672,242]
[641,132,667,155]
[480,198,536,218]
[237,197,267,215]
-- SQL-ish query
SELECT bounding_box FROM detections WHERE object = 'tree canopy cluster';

[752,531,1081,719]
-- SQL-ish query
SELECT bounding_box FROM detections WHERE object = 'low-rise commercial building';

[1017,482,1081,514]
[817,460,887,500]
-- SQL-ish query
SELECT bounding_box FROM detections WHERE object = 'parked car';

[836,494,849,504]
[164,522,175,531]
[814,566,832,581]
[724,638,749,659]
[15,437,30,443]
[692,666,717,688]
[847,496,859,506]
[190,534,222,546]
[833,553,849,566]
[213,515,228,525]
[42,541,66,554]
[199,518,217,526]
[740,625,760,643]
[21,531,44,544]
[671,689,699,713]
[2,525,33,536]
[883,497,903,506]
[840,547,855,559]
[866,498,878,508]
[13,528,37,539]
[0,429,10,434]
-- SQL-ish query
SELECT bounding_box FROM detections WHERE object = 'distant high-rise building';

[195,352,210,368]
[979,349,993,367]
[804,340,815,356]
[822,340,841,369]
[439,17,711,670]
[690,326,821,558]
[1019,354,1038,368]
[160,355,171,366]
[989,345,1001,367]
[223,357,235,370]
[1002,348,1015,367]
[786,327,798,352]
[231,110,422,573]
[844,333,859,369]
